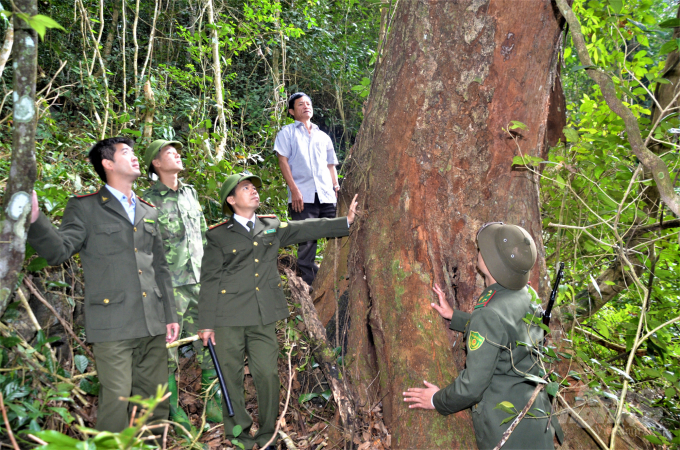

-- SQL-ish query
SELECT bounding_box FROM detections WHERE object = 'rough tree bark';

[313,1,566,447]
[0,0,38,316]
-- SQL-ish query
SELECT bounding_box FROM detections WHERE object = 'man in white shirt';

[274,92,340,285]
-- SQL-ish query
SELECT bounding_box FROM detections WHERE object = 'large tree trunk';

[315,0,567,446]
[0,0,38,316]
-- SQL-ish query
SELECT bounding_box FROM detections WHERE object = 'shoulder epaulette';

[474,289,496,310]
[209,220,229,230]
[257,214,277,219]
[74,191,97,198]
[138,198,155,208]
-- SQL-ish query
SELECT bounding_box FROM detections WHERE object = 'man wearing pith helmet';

[141,139,219,427]
[404,223,563,450]
[198,172,359,450]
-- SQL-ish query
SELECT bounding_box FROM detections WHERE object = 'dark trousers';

[92,334,169,432]
[289,193,337,285]
[215,323,279,448]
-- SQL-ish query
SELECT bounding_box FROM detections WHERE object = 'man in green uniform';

[198,173,358,449]
[27,137,179,432]
[403,223,563,450]
[142,140,220,425]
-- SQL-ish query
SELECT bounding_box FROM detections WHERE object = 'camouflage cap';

[143,139,183,177]
[477,223,537,290]
[219,173,263,214]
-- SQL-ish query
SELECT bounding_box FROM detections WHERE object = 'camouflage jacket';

[142,181,207,286]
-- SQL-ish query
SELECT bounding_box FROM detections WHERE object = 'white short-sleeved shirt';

[274,121,339,205]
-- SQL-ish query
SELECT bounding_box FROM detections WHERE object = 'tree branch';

[555,0,680,217]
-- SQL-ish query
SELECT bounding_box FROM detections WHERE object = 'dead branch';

[0,391,20,450]
[492,383,545,450]
[24,277,95,361]
[284,268,356,437]
[261,344,296,449]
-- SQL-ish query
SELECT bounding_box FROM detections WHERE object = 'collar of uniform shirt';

[233,213,257,232]
[105,184,137,223]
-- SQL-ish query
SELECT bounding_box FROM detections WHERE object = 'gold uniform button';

[233,249,237,253]
[255,259,259,263]
[103,299,109,304]
[138,270,142,275]
[221,290,226,294]
[142,292,147,297]
[134,248,138,252]
[256,287,260,291]
[134,227,137,232]
[278,283,281,287]
[253,242,258,246]
[255,273,259,277]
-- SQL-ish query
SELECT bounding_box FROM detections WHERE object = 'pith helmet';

[219,173,262,214]
[143,139,183,177]
[477,223,537,290]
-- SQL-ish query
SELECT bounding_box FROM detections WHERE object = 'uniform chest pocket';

[95,223,125,255]
[220,242,250,267]
[142,223,157,252]
[262,233,277,246]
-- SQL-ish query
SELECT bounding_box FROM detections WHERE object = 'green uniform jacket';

[27,187,178,343]
[141,181,207,286]
[198,215,349,329]
[433,284,557,450]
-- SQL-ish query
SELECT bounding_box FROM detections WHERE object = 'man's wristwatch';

[333,184,340,191]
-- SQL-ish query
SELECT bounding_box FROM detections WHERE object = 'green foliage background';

[1,0,680,447]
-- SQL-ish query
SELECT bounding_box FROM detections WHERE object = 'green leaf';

[546,382,559,397]
[570,64,594,72]
[494,401,516,414]
[644,434,664,445]
[321,389,332,401]
[27,14,65,40]
[298,392,319,404]
[48,406,75,424]
[232,424,243,438]
[660,39,679,56]
[608,0,622,14]
[659,18,680,28]
[524,374,548,384]
[31,430,81,445]
[665,387,676,398]
[74,354,89,374]
[509,120,527,130]
[121,128,142,138]
[26,257,48,272]
[595,321,610,339]
[563,127,579,143]
[500,414,517,425]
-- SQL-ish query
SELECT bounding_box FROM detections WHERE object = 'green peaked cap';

[219,173,262,214]
[143,139,183,177]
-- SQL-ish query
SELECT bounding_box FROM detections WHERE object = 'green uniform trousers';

[169,284,212,372]
[214,323,279,448]
[92,334,170,432]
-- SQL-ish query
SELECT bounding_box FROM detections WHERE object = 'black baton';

[207,340,235,417]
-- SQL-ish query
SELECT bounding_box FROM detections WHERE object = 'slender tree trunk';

[0,5,14,79]
[142,79,155,139]
[94,6,120,78]
[316,0,565,446]
[0,0,38,316]
[207,0,227,160]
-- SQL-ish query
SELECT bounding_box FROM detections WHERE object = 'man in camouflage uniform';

[142,140,220,424]
[404,223,563,450]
